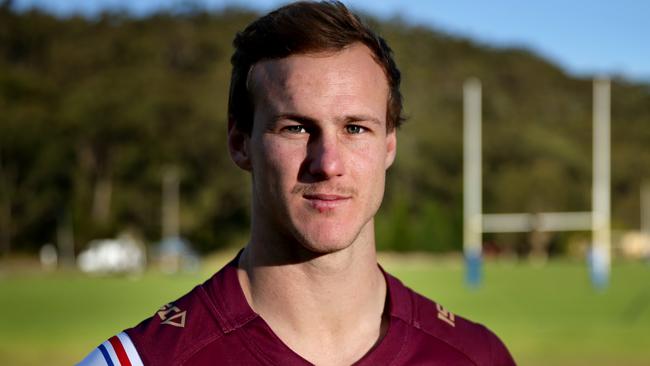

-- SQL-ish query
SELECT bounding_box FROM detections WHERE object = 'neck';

[237,222,388,365]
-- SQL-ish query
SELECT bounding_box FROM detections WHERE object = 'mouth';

[303,194,351,212]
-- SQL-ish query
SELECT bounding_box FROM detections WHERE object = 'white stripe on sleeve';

[76,346,111,366]
[103,339,120,365]
[116,332,144,366]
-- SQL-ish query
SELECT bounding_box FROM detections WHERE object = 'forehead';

[248,43,389,121]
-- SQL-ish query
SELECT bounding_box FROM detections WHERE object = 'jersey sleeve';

[483,325,516,366]
[76,332,144,366]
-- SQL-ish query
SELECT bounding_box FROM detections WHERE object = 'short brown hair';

[228,0,404,134]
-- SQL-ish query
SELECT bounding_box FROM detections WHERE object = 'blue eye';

[346,125,366,134]
[284,125,307,133]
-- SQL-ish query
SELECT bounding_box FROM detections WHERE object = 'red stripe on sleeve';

[109,335,133,366]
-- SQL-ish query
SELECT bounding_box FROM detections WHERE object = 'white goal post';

[463,78,611,288]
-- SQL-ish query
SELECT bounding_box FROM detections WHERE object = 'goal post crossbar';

[462,78,611,288]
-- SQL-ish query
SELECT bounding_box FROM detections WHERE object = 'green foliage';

[1,5,649,254]
[376,192,460,252]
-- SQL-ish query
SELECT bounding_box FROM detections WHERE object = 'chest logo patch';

[157,303,187,328]
[436,303,455,327]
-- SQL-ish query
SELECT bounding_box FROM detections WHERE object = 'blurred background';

[1,0,649,365]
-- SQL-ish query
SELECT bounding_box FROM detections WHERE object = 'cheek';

[258,138,305,182]
[349,142,388,185]
[357,138,388,166]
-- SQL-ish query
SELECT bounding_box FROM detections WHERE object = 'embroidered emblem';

[436,303,455,327]
[157,303,187,328]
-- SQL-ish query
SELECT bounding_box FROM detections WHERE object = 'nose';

[306,131,344,180]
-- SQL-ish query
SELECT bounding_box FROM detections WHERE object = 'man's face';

[233,43,396,254]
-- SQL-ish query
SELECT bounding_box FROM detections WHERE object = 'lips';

[303,194,351,212]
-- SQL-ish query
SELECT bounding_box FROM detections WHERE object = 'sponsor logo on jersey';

[436,303,456,327]
[157,303,187,328]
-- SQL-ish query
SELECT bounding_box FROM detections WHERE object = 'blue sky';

[13,0,650,82]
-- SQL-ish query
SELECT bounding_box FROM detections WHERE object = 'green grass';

[0,270,208,365]
[387,258,650,366]
[1,257,649,365]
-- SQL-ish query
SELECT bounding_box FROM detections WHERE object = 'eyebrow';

[272,113,317,125]
[271,113,382,126]
[343,114,382,126]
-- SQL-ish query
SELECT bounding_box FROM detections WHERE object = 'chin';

[294,231,351,255]
[290,219,368,255]
[300,239,352,255]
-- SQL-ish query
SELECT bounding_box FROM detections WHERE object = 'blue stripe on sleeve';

[98,344,115,366]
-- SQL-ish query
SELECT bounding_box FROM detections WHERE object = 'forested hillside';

[1,2,649,256]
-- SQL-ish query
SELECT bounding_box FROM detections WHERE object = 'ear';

[384,128,397,169]
[228,118,252,171]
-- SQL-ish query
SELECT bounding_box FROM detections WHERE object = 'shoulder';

[78,257,250,366]
[78,279,226,366]
[124,281,226,365]
[386,273,516,365]
[411,289,515,365]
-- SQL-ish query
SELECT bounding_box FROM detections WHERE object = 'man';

[79,1,515,365]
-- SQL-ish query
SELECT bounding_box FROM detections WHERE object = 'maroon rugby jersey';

[79,256,515,365]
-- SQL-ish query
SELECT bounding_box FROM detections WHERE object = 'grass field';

[1,253,649,365]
